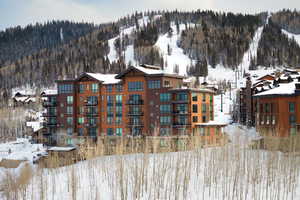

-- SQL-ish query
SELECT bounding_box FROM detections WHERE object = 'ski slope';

[282,29,300,47]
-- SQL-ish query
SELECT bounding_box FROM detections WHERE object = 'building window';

[164,81,170,87]
[107,117,114,124]
[192,93,198,101]
[116,128,122,136]
[289,102,295,113]
[128,81,143,91]
[160,128,170,136]
[160,116,171,125]
[148,80,161,89]
[266,115,270,125]
[88,128,97,137]
[290,127,297,136]
[67,128,73,136]
[193,116,198,123]
[78,128,83,136]
[116,84,123,92]
[272,115,276,125]
[116,117,122,125]
[67,117,73,125]
[116,106,122,116]
[87,106,98,115]
[79,84,85,93]
[202,94,206,102]
[78,117,84,124]
[107,95,114,106]
[192,104,198,113]
[160,93,171,102]
[176,93,188,101]
[202,104,207,113]
[210,95,213,103]
[67,106,73,115]
[87,96,98,105]
[67,96,73,104]
[200,128,205,136]
[116,95,122,106]
[91,83,98,93]
[58,84,73,94]
[177,116,188,125]
[289,114,296,125]
[79,107,84,115]
[265,103,270,113]
[107,128,114,136]
[106,85,113,92]
[202,116,207,123]
[160,105,171,113]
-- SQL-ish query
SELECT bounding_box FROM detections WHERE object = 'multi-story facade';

[43,65,225,145]
[239,74,275,127]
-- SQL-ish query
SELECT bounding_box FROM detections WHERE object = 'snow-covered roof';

[26,121,43,132]
[195,121,228,126]
[25,97,36,103]
[14,97,29,102]
[85,73,121,84]
[254,81,297,97]
[116,65,184,79]
[48,147,76,152]
[42,89,57,95]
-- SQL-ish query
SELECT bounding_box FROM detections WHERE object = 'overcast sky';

[1,0,299,30]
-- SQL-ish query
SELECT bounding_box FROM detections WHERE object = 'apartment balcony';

[42,112,57,117]
[42,122,57,127]
[172,99,189,104]
[116,102,123,106]
[43,101,57,107]
[85,112,99,116]
[173,110,190,115]
[127,111,144,116]
[107,102,114,106]
[126,100,144,105]
[127,122,144,127]
[85,123,98,127]
[173,123,191,127]
[85,101,98,106]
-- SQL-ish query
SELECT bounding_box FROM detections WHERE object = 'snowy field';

[2,134,300,200]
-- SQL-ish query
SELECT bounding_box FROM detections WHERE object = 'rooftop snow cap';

[139,64,161,70]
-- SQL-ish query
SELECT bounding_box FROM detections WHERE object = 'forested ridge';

[1,9,300,98]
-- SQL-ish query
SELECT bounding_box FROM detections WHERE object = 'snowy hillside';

[155,23,195,75]
[282,29,300,47]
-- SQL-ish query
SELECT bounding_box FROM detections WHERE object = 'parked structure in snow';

[42,64,227,146]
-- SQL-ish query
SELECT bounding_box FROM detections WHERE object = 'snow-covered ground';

[6,139,299,200]
[282,29,300,47]
[0,138,46,162]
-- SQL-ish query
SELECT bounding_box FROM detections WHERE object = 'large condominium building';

[43,64,226,145]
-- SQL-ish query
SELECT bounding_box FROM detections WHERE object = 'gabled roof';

[76,72,121,85]
[257,74,275,81]
[115,65,184,79]
[85,73,121,84]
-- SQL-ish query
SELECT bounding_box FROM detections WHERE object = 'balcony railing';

[42,122,57,127]
[85,123,98,127]
[85,112,99,116]
[173,123,191,127]
[173,110,190,115]
[42,112,57,117]
[128,111,144,116]
[43,101,57,107]
[126,100,144,105]
[127,122,144,127]
[172,99,189,104]
[85,101,98,106]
